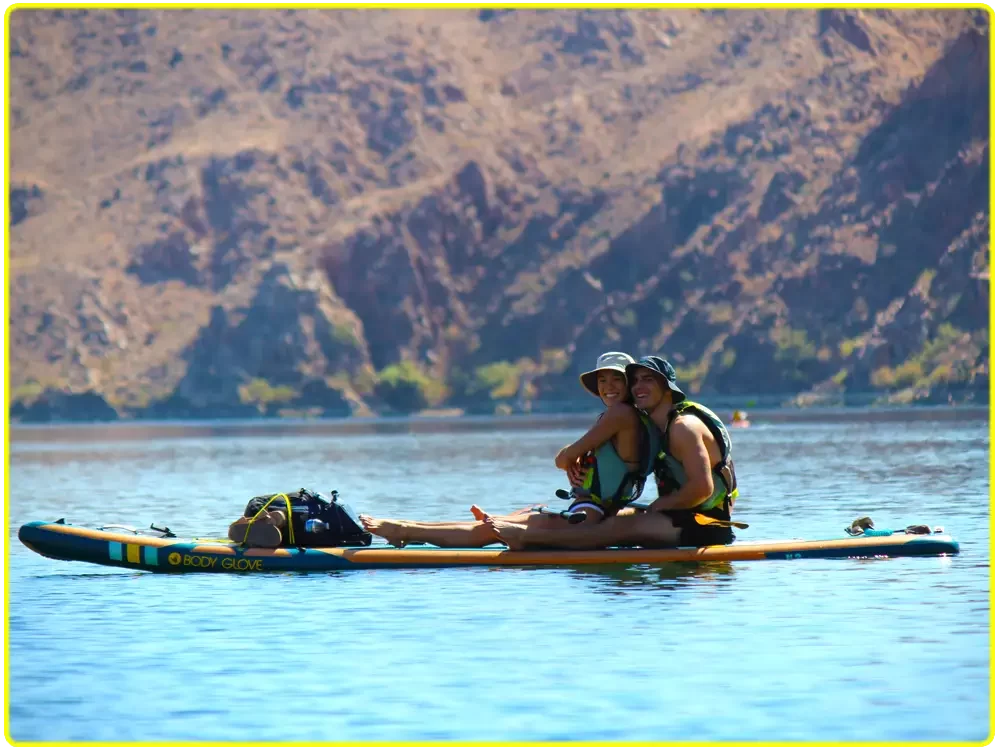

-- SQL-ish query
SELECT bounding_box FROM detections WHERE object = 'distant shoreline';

[8,401,990,437]
[8,386,991,425]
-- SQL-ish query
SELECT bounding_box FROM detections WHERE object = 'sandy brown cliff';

[8,8,990,420]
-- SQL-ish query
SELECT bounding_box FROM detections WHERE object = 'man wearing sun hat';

[624,355,739,544]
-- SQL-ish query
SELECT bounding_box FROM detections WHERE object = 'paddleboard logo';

[168,553,181,565]
[222,558,264,571]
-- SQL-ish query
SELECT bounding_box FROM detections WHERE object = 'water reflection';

[565,561,736,595]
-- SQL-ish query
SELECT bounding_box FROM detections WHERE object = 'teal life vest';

[575,410,662,517]
[654,400,738,516]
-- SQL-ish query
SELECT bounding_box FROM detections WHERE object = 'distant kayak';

[18,520,960,573]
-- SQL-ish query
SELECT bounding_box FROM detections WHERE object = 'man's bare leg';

[485,511,682,551]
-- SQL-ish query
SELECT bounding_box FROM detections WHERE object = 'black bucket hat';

[626,355,686,402]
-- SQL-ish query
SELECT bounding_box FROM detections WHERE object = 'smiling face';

[630,368,668,411]
[595,370,629,407]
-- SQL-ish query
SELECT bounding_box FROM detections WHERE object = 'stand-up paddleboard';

[18,520,959,573]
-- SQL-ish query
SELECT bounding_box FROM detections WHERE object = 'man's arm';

[646,419,715,512]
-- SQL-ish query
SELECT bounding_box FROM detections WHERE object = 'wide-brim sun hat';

[625,355,687,402]
[579,351,635,398]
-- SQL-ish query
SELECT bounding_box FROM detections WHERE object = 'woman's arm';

[554,404,634,470]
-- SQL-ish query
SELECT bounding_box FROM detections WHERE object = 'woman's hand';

[567,460,587,488]
[555,446,574,470]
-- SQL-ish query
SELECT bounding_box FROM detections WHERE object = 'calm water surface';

[6,409,991,743]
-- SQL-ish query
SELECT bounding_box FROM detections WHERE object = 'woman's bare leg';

[359,511,593,548]
[358,498,557,536]
[358,517,499,547]
[470,505,536,521]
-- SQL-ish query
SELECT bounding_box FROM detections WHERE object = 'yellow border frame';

[3,2,997,748]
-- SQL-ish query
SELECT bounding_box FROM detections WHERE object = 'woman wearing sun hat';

[356,352,661,547]
[551,351,662,520]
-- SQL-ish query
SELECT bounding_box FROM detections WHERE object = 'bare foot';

[359,515,410,548]
[483,517,530,551]
[470,505,486,521]
[474,513,506,545]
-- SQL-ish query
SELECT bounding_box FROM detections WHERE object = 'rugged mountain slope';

[8,8,990,420]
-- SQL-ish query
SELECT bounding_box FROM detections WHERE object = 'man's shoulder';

[670,412,711,436]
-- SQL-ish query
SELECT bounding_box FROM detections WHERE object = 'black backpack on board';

[243,489,372,547]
